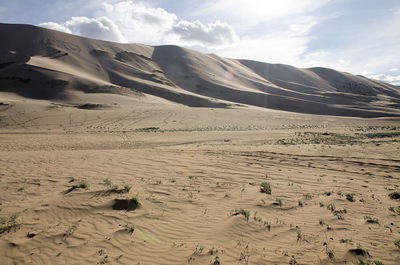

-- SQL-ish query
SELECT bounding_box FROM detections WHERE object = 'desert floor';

[1,93,400,265]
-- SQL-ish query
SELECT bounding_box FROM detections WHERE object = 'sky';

[1,0,399,85]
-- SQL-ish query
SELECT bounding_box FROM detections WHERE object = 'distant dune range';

[1,23,399,117]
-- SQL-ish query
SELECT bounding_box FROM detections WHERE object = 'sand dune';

[1,23,399,117]
[1,23,400,265]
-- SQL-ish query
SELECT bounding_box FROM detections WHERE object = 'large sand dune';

[1,23,400,117]
[1,23,400,265]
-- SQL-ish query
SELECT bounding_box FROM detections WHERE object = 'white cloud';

[170,20,239,49]
[195,0,331,30]
[65,16,126,42]
[219,34,308,64]
[38,22,71,34]
[369,73,400,86]
[39,16,125,42]
[102,1,177,44]
[37,1,239,49]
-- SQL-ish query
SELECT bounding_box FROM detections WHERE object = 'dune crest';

[0,23,399,117]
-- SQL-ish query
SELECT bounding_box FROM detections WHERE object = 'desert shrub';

[260,182,271,194]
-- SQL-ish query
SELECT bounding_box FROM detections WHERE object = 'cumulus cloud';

[38,22,71,34]
[39,16,125,42]
[37,1,239,49]
[171,20,239,48]
[102,1,177,44]
[66,16,126,42]
[369,73,400,86]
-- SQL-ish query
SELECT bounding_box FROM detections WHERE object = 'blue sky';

[1,0,399,85]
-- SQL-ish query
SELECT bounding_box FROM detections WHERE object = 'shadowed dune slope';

[1,23,400,117]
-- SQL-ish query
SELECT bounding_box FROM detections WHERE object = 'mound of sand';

[0,23,399,117]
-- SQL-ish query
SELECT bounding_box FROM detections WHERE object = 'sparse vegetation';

[73,181,89,189]
[326,248,334,260]
[275,198,282,207]
[327,203,336,212]
[103,179,131,193]
[346,193,355,202]
[388,206,400,215]
[296,230,302,241]
[0,214,21,235]
[103,178,112,187]
[260,182,271,194]
[349,245,371,258]
[364,216,379,224]
[339,238,353,244]
[395,239,400,249]
[123,223,135,234]
[298,200,303,207]
[231,209,250,222]
[123,185,132,193]
[303,193,312,200]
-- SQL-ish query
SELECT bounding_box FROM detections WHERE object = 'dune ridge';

[1,23,399,117]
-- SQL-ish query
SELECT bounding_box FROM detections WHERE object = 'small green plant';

[296,230,302,241]
[323,191,332,196]
[319,202,324,207]
[130,196,139,206]
[193,244,205,255]
[123,185,132,193]
[275,198,282,207]
[73,181,88,189]
[326,249,334,260]
[260,182,271,194]
[395,239,400,248]
[17,186,24,192]
[364,216,379,224]
[346,193,355,202]
[303,193,312,200]
[319,219,325,226]
[388,206,400,214]
[327,203,336,212]
[337,191,343,196]
[103,178,112,187]
[188,175,196,180]
[231,209,250,222]
[212,255,220,265]
[0,213,21,235]
[339,238,353,244]
[123,223,135,234]
[298,200,303,207]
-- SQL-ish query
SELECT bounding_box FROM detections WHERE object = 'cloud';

[369,73,400,86]
[39,16,125,42]
[218,34,308,64]
[102,1,177,43]
[37,1,239,49]
[38,22,71,34]
[170,20,239,49]
[194,0,331,30]
[65,16,126,42]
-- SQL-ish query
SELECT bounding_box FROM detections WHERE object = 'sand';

[1,23,400,265]
[1,93,400,264]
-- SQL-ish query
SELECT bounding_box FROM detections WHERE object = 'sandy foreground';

[0,94,400,265]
